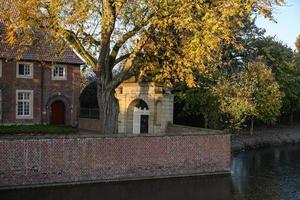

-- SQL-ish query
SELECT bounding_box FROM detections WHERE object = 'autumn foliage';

[0,0,285,134]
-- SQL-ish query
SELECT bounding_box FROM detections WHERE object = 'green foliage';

[254,37,300,119]
[175,82,221,129]
[212,61,282,130]
[296,35,300,51]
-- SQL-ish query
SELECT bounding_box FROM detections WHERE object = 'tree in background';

[295,35,300,51]
[174,74,221,129]
[213,61,282,134]
[0,0,284,134]
[254,37,300,124]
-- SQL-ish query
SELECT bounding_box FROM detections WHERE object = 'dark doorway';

[51,101,65,125]
[140,115,149,134]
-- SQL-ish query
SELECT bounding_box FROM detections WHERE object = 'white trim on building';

[52,65,67,80]
[16,62,34,79]
[16,90,34,119]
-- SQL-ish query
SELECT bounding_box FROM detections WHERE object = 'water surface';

[2,145,300,200]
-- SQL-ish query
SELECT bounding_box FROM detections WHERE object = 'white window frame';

[52,65,67,80]
[0,60,2,78]
[16,62,34,79]
[16,90,34,119]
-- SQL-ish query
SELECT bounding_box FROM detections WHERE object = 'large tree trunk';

[97,83,119,134]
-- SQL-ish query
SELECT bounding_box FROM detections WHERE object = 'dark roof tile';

[0,24,84,65]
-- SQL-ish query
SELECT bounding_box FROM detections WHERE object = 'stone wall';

[116,82,174,134]
[0,133,231,188]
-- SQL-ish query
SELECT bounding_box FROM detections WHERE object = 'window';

[16,90,34,119]
[52,65,67,80]
[0,60,2,78]
[16,62,33,78]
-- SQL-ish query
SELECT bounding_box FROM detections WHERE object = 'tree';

[296,35,300,51]
[173,19,266,130]
[0,0,284,134]
[254,37,300,124]
[213,61,282,134]
[175,78,221,129]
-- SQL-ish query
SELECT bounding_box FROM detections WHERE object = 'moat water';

[2,145,300,200]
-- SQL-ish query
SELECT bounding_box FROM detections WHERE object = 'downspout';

[40,62,45,124]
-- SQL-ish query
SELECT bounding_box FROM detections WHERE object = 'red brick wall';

[0,60,80,126]
[0,134,231,188]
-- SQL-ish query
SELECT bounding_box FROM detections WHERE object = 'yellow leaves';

[0,0,285,90]
[295,35,300,51]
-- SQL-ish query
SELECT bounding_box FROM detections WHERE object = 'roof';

[0,23,84,65]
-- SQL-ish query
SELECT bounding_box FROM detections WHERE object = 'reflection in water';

[1,176,233,200]
[231,145,300,200]
[1,145,300,200]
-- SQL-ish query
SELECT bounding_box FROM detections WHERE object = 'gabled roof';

[0,23,84,65]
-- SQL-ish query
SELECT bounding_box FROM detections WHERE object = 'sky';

[256,0,300,50]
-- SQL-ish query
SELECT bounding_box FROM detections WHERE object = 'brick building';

[0,35,83,126]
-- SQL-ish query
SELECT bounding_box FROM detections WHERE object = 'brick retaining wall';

[78,118,101,131]
[0,133,231,188]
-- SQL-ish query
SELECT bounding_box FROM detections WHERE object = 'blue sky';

[256,0,300,49]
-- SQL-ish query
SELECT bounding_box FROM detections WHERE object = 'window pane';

[24,93,30,100]
[24,65,30,75]
[54,67,59,77]
[18,64,25,75]
[59,67,64,77]
[18,102,23,115]
[18,93,23,100]
[24,102,30,115]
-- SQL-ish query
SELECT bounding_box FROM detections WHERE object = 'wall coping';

[0,130,230,141]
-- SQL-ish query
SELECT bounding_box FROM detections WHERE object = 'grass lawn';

[0,125,76,134]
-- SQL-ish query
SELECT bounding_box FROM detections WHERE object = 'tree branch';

[109,13,154,66]
[113,53,131,66]
[65,30,97,68]
[109,33,150,89]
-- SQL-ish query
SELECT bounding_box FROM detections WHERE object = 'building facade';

[0,52,83,126]
[116,81,174,134]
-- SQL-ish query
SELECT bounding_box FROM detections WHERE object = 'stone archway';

[127,99,149,134]
[46,94,71,126]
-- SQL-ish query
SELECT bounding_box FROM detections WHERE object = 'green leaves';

[212,60,282,130]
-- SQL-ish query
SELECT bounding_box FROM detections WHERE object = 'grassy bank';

[232,126,300,153]
[0,125,75,134]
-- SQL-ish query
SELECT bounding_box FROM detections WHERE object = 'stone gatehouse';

[116,81,174,134]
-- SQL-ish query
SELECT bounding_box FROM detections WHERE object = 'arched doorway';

[51,100,65,125]
[127,99,149,134]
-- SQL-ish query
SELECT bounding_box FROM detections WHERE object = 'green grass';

[0,125,75,134]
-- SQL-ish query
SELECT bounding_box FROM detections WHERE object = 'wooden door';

[51,101,65,125]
